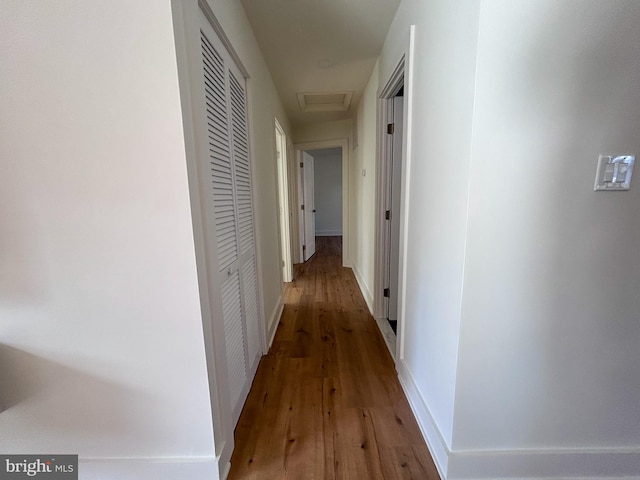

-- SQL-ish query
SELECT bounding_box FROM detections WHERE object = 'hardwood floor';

[228,236,439,480]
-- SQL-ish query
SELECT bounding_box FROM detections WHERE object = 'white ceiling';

[239,0,401,128]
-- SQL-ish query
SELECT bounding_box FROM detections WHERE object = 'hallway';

[228,237,438,479]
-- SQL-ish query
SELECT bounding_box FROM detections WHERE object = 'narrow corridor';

[228,237,439,479]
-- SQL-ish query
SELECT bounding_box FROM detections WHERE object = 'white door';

[388,95,404,321]
[301,151,316,261]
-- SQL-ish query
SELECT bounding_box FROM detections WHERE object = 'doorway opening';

[385,89,404,335]
[298,149,317,262]
[294,139,350,268]
[275,119,293,282]
[374,56,409,359]
[299,147,343,263]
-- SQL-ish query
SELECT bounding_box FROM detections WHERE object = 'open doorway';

[275,119,293,282]
[385,90,404,334]
[309,148,343,238]
[299,147,343,263]
[298,150,317,261]
[374,56,409,359]
[294,139,350,268]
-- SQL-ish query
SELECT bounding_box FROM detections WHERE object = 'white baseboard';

[266,295,284,351]
[396,360,640,480]
[350,263,373,315]
[447,448,640,479]
[79,457,220,480]
[397,360,451,479]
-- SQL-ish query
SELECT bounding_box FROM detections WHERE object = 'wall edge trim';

[351,264,374,315]
[78,456,220,479]
[266,295,284,351]
[397,360,451,479]
[447,448,640,479]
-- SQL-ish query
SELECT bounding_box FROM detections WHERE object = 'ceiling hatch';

[297,91,353,112]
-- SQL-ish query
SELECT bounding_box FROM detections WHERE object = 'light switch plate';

[594,154,635,191]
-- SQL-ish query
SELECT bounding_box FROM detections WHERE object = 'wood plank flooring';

[228,236,439,480]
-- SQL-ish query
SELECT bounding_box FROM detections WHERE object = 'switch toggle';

[594,154,635,191]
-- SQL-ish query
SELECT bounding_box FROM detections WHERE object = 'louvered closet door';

[200,18,261,425]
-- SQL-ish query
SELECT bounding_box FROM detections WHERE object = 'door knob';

[312,209,316,212]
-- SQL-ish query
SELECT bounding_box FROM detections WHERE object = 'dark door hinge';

[303,244,306,251]
[301,204,305,211]
[383,288,390,298]
[385,210,391,220]
[300,161,304,168]
[387,123,394,134]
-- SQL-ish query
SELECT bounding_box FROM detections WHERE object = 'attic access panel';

[297,91,353,112]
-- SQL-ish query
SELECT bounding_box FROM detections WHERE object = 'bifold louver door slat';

[228,72,261,363]
[201,35,238,272]
[241,254,260,361]
[199,23,261,427]
[221,270,246,409]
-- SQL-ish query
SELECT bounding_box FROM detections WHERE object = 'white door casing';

[373,47,414,362]
[388,95,404,322]
[275,120,293,282]
[293,140,350,268]
[301,151,316,261]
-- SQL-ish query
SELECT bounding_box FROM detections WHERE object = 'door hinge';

[383,288,390,298]
[303,244,306,251]
[387,123,395,134]
[301,204,305,211]
[282,260,285,267]
[300,161,304,168]
[385,210,391,220]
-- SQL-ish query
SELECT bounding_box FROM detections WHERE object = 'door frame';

[274,119,293,282]
[293,139,350,267]
[373,30,415,362]
[386,95,404,323]
[300,151,316,261]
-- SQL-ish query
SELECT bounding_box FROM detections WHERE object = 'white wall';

[450,1,640,478]
[0,1,215,477]
[293,119,352,145]
[310,148,343,236]
[366,0,640,478]
[351,66,380,310]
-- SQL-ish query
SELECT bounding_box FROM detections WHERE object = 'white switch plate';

[594,154,635,191]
